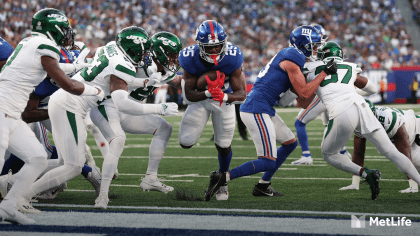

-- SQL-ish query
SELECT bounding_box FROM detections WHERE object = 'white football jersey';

[52,41,142,116]
[0,34,60,119]
[305,59,363,119]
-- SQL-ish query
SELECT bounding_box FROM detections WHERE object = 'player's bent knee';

[179,134,196,148]
[155,121,172,140]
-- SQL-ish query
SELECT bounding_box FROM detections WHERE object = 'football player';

[305,42,420,200]
[178,20,247,201]
[0,37,13,71]
[204,25,336,201]
[17,26,178,213]
[340,100,420,193]
[89,31,183,209]
[0,8,100,225]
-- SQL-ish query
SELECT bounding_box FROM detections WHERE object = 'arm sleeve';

[278,89,298,107]
[111,89,161,116]
[357,79,377,96]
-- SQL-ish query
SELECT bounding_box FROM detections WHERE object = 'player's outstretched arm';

[110,75,177,116]
[41,56,101,96]
[183,70,210,102]
[21,94,48,123]
[354,74,378,96]
[353,135,367,167]
[393,124,412,162]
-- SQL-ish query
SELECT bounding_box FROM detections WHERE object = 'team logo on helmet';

[301,28,312,37]
[47,14,68,22]
[127,35,148,44]
[157,37,177,47]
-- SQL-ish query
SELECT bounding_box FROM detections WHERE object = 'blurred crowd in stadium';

[1,0,419,74]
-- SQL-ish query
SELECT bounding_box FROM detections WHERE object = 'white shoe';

[113,168,119,180]
[140,176,174,193]
[86,165,101,196]
[94,194,109,209]
[0,203,35,225]
[16,196,41,214]
[339,184,359,190]
[38,182,67,200]
[0,170,13,198]
[216,184,229,200]
[400,187,419,193]
[291,156,313,165]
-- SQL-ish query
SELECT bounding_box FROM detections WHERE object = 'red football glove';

[209,87,225,106]
[205,70,225,89]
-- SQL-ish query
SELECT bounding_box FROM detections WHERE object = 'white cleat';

[94,194,109,209]
[140,176,174,193]
[0,204,35,225]
[16,196,42,214]
[0,170,13,198]
[38,182,67,200]
[339,184,359,190]
[86,165,101,196]
[215,184,229,200]
[400,187,419,193]
[291,156,313,165]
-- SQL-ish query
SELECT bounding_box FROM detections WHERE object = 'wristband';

[81,84,99,96]
[205,90,212,98]
[223,93,228,102]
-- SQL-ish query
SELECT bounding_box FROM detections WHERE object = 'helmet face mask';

[116,26,152,67]
[195,20,227,65]
[317,41,344,61]
[151,32,182,73]
[32,8,73,47]
[289,25,324,60]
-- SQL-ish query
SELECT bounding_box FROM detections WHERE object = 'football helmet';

[310,23,328,41]
[116,26,152,67]
[317,41,344,61]
[32,8,73,47]
[365,99,375,113]
[289,25,323,61]
[195,20,227,65]
[151,32,182,73]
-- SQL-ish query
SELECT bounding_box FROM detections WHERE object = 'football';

[196,70,225,91]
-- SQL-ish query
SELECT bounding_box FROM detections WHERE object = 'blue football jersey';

[240,47,306,116]
[0,37,14,61]
[179,44,243,93]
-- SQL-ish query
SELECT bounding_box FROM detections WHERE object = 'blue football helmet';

[59,47,75,63]
[195,20,227,65]
[289,25,324,61]
[310,23,328,41]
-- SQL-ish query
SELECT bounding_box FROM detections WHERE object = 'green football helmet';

[317,41,344,61]
[365,99,375,113]
[116,26,152,67]
[32,8,73,47]
[151,32,182,73]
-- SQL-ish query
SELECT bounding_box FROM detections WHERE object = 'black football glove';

[323,59,337,75]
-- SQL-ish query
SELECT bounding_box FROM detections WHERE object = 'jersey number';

[315,64,352,87]
[81,55,109,81]
[1,44,23,72]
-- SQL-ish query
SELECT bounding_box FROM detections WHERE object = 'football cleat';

[291,156,313,165]
[113,169,119,180]
[86,165,101,196]
[140,176,174,193]
[38,182,67,200]
[94,194,109,209]
[400,180,418,193]
[339,184,359,191]
[363,168,381,200]
[0,170,13,198]
[252,182,285,197]
[204,171,226,201]
[215,184,229,200]
[0,204,35,225]
[16,196,41,214]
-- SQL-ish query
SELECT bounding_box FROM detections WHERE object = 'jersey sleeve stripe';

[37,44,60,56]
[115,65,136,77]
[386,112,397,134]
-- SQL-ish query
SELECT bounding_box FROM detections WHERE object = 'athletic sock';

[295,119,310,154]
[229,158,276,181]
[81,165,92,178]
[262,141,298,181]
[218,150,232,173]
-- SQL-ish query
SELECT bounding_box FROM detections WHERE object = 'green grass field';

[41,105,420,218]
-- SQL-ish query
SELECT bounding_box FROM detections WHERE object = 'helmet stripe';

[60,49,70,63]
[208,21,216,40]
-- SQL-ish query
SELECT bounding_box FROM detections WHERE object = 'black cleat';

[364,167,381,200]
[204,171,226,201]
[252,182,285,197]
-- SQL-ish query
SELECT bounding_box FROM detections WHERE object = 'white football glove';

[160,102,178,116]
[94,86,105,101]
[146,73,163,87]
[73,48,93,72]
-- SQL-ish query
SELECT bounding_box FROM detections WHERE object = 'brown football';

[196,70,224,91]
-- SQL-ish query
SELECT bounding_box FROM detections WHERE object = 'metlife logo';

[351,215,412,228]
